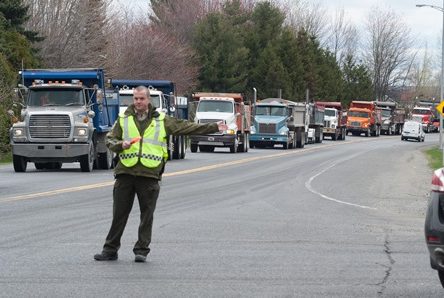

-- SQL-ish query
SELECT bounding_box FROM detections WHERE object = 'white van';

[401,121,425,142]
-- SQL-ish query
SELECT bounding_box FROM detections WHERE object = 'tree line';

[0,0,438,156]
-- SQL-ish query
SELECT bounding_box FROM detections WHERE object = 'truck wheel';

[98,147,113,170]
[190,144,198,153]
[438,270,444,288]
[80,143,94,172]
[180,136,186,159]
[332,132,337,141]
[172,137,180,159]
[13,155,27,172]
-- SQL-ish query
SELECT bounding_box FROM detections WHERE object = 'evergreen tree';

[342,54,373,105]
[0,0,39,155]
[193,1,250,92]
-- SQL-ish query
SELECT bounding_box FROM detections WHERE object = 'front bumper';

[190,134,236,147]
[249,134,288,145]
[425,191,444,270]
[11,142,89,162]
[347,127,367,133]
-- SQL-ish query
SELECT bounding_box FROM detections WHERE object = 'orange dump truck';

[346,101,381,137]
[190,92,251,153]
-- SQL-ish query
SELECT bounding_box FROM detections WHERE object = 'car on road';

[401,120,425,142]
[425,167,444,287]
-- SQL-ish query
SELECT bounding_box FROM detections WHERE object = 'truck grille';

[29,114,71,138]
[324,120,330,127]
[199,119,221,124]
[350,121,361,127]
[258,123,276,133]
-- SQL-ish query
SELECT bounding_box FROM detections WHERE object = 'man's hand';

[217,121,228,132]
[122,136,141,149]
[122,140,131,149]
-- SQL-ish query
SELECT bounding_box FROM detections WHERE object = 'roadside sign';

[437,101,444,116]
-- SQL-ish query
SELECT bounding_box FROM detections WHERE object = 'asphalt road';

[0,134,440,297]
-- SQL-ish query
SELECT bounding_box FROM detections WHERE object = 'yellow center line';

[0,138,374,203]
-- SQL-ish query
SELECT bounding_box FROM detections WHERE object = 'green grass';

[425,146,443,170]
[0,151,12,164]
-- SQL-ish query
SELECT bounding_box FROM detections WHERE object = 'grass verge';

[425,146,443,170]
[0,151,12,164]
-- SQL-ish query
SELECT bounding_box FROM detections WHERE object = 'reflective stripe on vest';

[119,113,168,168]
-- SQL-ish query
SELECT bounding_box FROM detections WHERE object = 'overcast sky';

[117,0,443,51]
[319,0,442,50]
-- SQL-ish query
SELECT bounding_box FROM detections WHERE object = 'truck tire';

[190,144,198,153]
[332,131,337,141]
[180,136,186,159]
[172,137,180,159]
[98,147,113,170]
[13,155,27,172]
[80,143,94,172]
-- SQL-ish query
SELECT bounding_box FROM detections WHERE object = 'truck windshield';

[119,94,161,108]
[381,110,391,117]
[256,106,286,116]
[412,109,430,115]
[197,100,233,113]
[28,89,85,106]
[324,109,336,117]
[348,111,369,118]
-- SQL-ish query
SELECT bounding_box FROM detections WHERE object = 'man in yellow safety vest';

[94,85,227,262]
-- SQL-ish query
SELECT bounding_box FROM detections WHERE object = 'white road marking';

[305,158,378,210]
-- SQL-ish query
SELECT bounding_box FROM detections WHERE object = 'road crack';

[376,234,395,296]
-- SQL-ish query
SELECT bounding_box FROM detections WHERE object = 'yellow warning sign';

[436,101,444,116]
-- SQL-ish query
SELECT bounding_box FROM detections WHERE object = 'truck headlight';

[13,128,24,137]
[74,127,89,141]
[226,129,236,135]
[11,127,27,142]
[77,128,87,136]
[331,124,336,129]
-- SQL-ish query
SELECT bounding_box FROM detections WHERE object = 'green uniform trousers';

[102,174,160,256]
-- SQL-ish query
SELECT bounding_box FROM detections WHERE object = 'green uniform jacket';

[106,104,219,180]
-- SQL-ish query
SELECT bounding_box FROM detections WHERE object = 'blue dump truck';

[110,79,187,159]
[250,98,307,149]
[9,68,119,172]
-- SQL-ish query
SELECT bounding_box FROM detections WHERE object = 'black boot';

[94,251,118,261]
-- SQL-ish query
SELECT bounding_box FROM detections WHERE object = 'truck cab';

[347,101,381,137]
[249,100,295,149]
[411,106,435,133]
[190,92,250,153]
[9,68,119,172]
